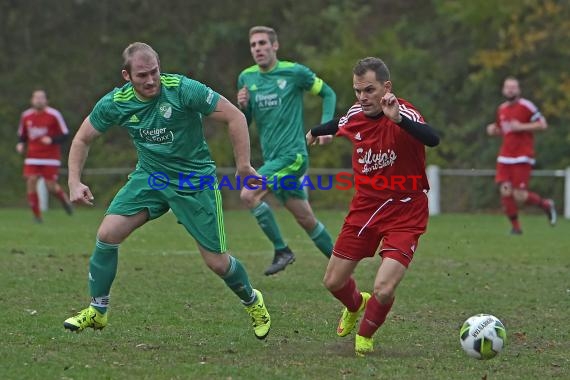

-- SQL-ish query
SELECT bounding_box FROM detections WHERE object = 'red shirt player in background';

[307,57,439,356]
[486,77,556,235]
[16,89,73,222]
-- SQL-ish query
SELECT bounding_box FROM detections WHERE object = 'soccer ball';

[459,314,507,360]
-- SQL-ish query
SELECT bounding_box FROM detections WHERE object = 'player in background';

[63,42,271,340]
[486,76,556,234]
[307,57,439,356]
[16,89,73,223]
[237,25,337,276]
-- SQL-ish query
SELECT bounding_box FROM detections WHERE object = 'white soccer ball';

[459,314,507,360]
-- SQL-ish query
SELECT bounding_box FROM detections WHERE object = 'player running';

[486,76,556,234]
[63,42,270,340]
[307,57,439,356]
[17,89,73,222]
[237,25,337,275]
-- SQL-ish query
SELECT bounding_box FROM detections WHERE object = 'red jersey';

[495,98,545,165]
[336,99,429,198]
[18,107,68,166]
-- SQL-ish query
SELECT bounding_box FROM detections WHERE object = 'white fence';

[426,165,570,219]
[39,166,570,219]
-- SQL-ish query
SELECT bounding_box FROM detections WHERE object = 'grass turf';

[1,208,568,379]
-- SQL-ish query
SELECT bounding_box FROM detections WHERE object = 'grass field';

[1,207,568,380]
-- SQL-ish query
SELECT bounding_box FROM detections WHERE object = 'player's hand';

[16,142,25,154]
[380,92,402,123]
[317,135,334,145]
[237,86,249,109]
[40,136,52,145]
[306,130,318,146]
[69,182,95,206]
[236,165,263,188]
[486,123,501,136]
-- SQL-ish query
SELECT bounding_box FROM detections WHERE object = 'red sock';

[501,196,520,230]
[525,191,548,210]
[55,188,68,205]
[358,295,394,338]
[330,277,362,312]
[27,192,41,218]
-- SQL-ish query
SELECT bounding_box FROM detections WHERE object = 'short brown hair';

[249,26,278,44]
[122,42,160,74]
[353,57,390,82]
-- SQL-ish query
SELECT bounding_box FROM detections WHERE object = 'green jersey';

[89,74,220,189]
[238,61,331,161]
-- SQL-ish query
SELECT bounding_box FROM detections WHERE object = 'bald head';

[122,42,160,74]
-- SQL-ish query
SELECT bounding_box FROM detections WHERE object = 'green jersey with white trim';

[89,74,220,189]
[238,61,325,161]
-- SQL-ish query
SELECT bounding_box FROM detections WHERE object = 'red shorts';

[333,192,429,268]
[495,163,532,189]
[23,164,60,181]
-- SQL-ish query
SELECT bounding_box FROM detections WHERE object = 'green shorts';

[258,153,308,204]
[106,170,227,253]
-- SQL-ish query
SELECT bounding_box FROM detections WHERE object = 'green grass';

[1,208,569,379]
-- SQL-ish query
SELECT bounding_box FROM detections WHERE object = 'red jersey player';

[306,57,439,356]
[16,89,73,222]
[486,77,556,234]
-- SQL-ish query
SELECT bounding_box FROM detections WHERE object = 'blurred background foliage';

[1,0,568,209]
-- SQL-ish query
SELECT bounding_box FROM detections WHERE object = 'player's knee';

[27,176,39,186]
[295,213,316,231]
[499,184,512,197]
[323,272,344,292]
[373,282,396,304]
[96,228,124,245]
[513,190,527,203]
[207,259,228,276]
[45,182,58,192]
[240,188,257,208]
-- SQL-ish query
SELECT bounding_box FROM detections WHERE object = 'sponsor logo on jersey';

[159,103,173,119]
[255,93,280,109]
[250,84,258,91]
[355,132,362,141]
[277,79,287,90]
[129,114,140,123]
[356,147,397,174]
[28,126,48,140]
[140,127,174,144]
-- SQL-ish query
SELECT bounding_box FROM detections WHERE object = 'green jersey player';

[63,42,270,340]
[237,26,337,275]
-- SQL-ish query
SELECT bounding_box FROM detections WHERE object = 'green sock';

[308,221,333,258]
[221,256,256,305]
[251,202,287,250]
[88,238,119,314]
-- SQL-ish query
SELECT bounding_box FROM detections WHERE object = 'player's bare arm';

[207,96,261,183]
[68,117,101,206]
[509,119,548,132]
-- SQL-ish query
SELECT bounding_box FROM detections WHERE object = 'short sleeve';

[179,76,220,116]
[295,63,318,92]
[89,92,121,133]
